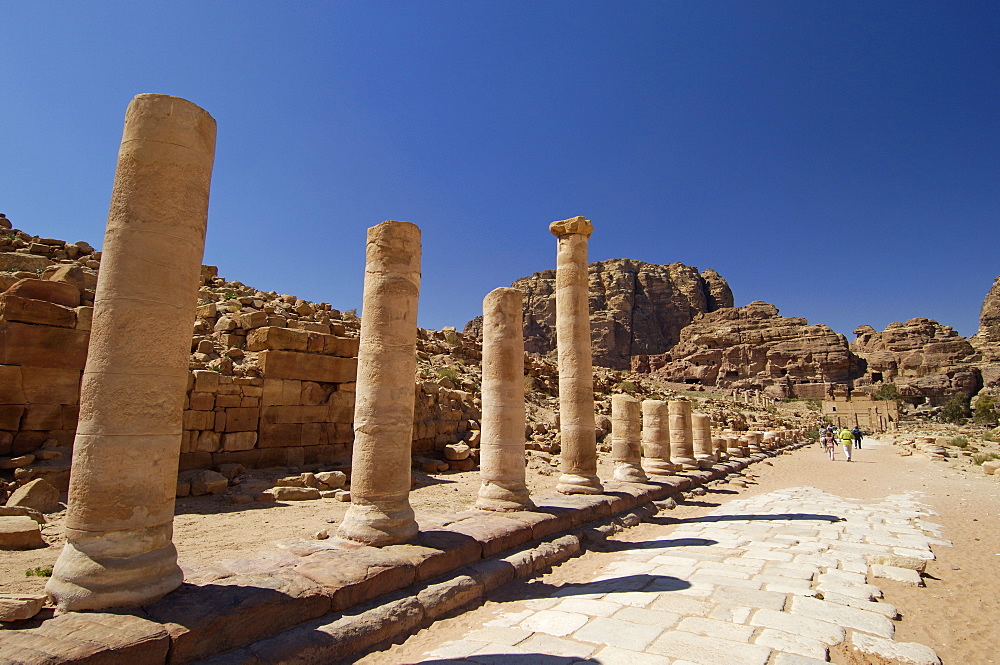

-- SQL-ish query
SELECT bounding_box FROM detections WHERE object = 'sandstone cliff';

[972,276,1000,361]
[851,318,982,404]
[640,301,858,399]
[464,259,733,370]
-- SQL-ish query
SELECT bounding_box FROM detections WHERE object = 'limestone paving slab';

[415,486,941,665]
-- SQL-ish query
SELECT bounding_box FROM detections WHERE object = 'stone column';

[477,288,534,511]
[611,394,647,483]
[641,399,673,477]
[47,94,216,612]
[692,412,715,468]
[550,216,602,495]
[669,400,698,470]
[713,435,728,460]
[338,221,421,546]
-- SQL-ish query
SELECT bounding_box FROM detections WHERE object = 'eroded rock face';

[465,260,733,370]
[852,317,982,403]
[972,276,1000,361]
[643,301,857,398]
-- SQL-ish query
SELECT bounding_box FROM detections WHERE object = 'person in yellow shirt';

[839,426,855,461]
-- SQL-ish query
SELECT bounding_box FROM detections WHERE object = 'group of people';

[818,424,863,461]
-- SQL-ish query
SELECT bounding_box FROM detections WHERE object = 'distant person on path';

[839,426,854,461]
[852,426,863,449]
[823,430,836,461]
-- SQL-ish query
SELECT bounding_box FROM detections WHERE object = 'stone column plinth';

[692,412,715,469]
[712,436,729,460]
[47,94,216,612]
[611,394,647,483]
[338,221,421,546]
[725,434,742,457]
[669,400,698,470]
[640,399,673,477]
[550,216,602,495]
[738,435,750,456]
[477,288,534,511]
[747,432,763,454]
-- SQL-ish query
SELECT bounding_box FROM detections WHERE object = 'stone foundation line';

[550,216,603,495]
[338,221,422,546]
[610,393,647,483]
[476,287,534,511]
[668,399,698,470]
[46,94,217,612]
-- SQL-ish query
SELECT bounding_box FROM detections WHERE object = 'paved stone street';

[415,476,946,664]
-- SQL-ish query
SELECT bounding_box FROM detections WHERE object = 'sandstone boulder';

[0,515,45,549]
[443,442,471,461]
[5,478,60,513]
[0,595,46,622]
[179,470,228,496]
[4,278,80,308]
[315,470,347,489]
[268,486,321,501]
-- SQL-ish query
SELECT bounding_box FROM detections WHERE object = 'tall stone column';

[550,216,602,495]
[611,394,647,483]
[477,288,534,511]
[338,221,421,546]
[669,400,698,470]
[692,412,715,468]
[47,94,216,611]
[641,399,673,477]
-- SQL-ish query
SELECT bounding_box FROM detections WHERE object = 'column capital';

[549,216,593,238]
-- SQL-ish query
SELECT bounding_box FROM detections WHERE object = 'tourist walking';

[823,430,836,461]
[852,426,863,449]
[839,426,854,461]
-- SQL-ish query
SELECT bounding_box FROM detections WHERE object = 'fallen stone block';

[870,563,924,586]
[0,454,34,469]
[0,515,45,549]
[0,594,45,622]
[850,633,941,665]
[0,611,169,663]
[179,469,229,496]
[5,477,60,513]
[866,553,927,572]
[315,470,346,489]
[268,486,321,501]
[0,505,45,523]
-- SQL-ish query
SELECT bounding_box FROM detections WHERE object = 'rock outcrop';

[640,301,858,399]
[972,276,1000,361]
[465,259,733,370]
[852,318,982,404]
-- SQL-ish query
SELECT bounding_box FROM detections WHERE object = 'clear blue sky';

[2,2,997,338]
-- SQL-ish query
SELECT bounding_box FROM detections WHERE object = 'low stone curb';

[0,444,807,665]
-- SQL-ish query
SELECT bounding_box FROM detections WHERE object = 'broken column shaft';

[338,221,421,546]
[477,288,534,511]
[611,394,647,483]
[47,94,216,611]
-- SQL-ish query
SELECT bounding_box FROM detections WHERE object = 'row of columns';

[45,96,804,613]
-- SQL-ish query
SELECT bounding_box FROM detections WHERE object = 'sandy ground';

[3,435,998,664]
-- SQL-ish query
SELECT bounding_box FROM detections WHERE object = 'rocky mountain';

[851,318,981,404]
[972,276,1000,361]
[464,259,733,370]
[637,301,858,399]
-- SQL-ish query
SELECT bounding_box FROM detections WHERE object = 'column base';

[476,482,535,512]
[47,524,182,612]
[695,455,716,470]
[556,473,604,494]
[612,463,649,483]
[642,459,678,477]
[338,500,418,546]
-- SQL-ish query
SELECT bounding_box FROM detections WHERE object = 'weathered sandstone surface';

[851,318,982,403]
[465,259,733,370]
[972,275,1000,362]
[639,301,858,399]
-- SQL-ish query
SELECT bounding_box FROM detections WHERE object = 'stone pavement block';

[818,570,867,585]
[819,591,898,618]
[484,609,535,627]
[850,633,941,665]
[749,608,845,645]
[611,605,682,628]
[815,581,881,601]
[647,630,772,665]
[603,590,659,608]
[426,639,490,659]
[553,597,623,617]
[677,616,755,642]
[755,628,829,659]
[467,643,536,664]
[690,573,761,589]
[708,604,752,623]
[790,596,894,638]
[772,651,831,664]
[753,574,812,588]
[764,583,818,597]
[649,593,716,616]
[592,646,668,665]
[518,610,589,637]
[572,616,664,650]
[518,633,597,658]
[712,585,787,610]
[870,564,923,586]
[464,626,532,646]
